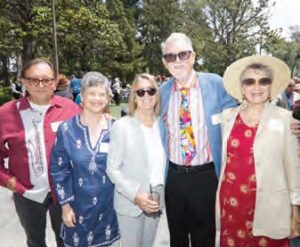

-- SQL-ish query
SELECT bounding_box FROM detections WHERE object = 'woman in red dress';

[216,55,300,247]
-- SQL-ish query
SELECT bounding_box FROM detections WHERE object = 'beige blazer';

[216,103,300,243]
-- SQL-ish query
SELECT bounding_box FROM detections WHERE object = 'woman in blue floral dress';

[51,72,120,247]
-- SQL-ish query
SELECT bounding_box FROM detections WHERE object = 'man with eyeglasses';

[0,58,81,247]
[159,33,237,246]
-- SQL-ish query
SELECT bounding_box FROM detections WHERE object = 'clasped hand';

[290,218,300,239]
[62,203,76,227]
[290,205,300,239]
[290,119,300,136]
[134,192,159,214]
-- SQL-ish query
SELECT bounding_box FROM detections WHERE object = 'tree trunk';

[22,36,35,65]
[0,56,10,86]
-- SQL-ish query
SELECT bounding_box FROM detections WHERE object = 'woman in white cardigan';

[216,55,300,246]
[107,73,166,247]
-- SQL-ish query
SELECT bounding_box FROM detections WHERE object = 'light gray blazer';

[107,115,162,217]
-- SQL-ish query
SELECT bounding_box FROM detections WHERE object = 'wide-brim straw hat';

[294,83,300,91]
[223,55,291,102]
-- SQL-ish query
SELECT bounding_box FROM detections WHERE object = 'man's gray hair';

[161,33,194,54]
[81,72,110,95]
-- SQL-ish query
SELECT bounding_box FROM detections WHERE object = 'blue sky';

[269,0,300,39]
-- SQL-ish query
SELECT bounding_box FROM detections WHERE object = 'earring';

[240,95,248,109]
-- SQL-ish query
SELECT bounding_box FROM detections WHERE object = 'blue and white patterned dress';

[51,115,120,247]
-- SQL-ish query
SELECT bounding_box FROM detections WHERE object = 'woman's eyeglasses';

[163,51,192,63]
[135,88,157,97]
[242,77,272,87]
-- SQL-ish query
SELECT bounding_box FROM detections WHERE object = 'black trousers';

[13,192,64,247]
[165,161,218,247]
[114,92,120,105]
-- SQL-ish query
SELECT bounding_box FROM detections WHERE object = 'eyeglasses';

[242,77,272,87]
[162,51,192,63]
[135,88,157,97]
[24,77,54,87]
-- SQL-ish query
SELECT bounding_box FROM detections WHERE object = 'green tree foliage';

[0,0,53,83]
[121,0,141,8]
[138,0,183,75]
[0,0,295,83]
[290,26,300,42]
[267,26,300,77]
[0,0,52,63]
[55,0,124,75]
[289,26,300,76]
[106,0,145,82]
[0,16,21,58]
[0,0,132,78]
[0,14,20,83]
[182,0,276,75]
[180,0,213,72]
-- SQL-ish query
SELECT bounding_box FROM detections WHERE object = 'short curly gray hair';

[81,72,110,95]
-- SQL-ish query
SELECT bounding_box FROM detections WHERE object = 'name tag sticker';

[268,119,284,133]
[99,143,109,153]
[51,121,63,132]
[212,113,221,125]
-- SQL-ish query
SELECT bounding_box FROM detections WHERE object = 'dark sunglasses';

[163,50,192,63]
[242,77,272,87]
[135,88,157,97]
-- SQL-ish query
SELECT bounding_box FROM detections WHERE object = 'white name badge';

[99,143,109,153]
[267,119,284,133]
[51,121,63,132]
[211,113,221,125]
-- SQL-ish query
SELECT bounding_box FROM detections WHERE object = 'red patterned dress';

[219,114,289,247]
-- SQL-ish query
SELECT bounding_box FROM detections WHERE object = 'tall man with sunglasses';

[0,59,81,247]
[159,33,237,246]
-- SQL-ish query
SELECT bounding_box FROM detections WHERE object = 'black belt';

[169,160,214,173]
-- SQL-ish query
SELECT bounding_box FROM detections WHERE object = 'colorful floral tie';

[179,88,197,164]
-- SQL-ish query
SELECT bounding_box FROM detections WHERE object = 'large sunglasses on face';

[242,77,272,87]
[162,50,192,63]
[135,88,157,97]
[24,77,54,87]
